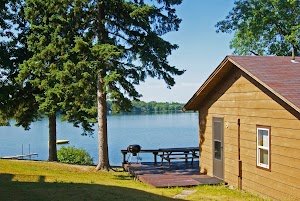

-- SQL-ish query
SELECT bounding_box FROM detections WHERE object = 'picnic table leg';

[160,152,165,166]
[191,151,197,165]
[122,152,127,165]
[153,151,158,165]
[167,152,172,169]
[185,152,188,163]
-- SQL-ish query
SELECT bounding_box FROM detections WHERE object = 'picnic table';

[121,146,199,169]
[159,147,199,168]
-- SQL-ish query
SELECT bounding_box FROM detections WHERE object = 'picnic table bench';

[159,147,199,168]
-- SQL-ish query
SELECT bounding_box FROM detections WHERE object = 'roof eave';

[183,56,231,111]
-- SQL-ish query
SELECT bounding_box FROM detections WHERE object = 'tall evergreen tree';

[216,0,300,56]
[22,0,185,170]
[0,0,38,130]
[18,0,97,161]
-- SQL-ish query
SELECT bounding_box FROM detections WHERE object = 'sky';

[136,0,235,103]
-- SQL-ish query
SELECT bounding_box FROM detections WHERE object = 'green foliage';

[216,0,300,56]
[0,0,39,129]
[17,0,97,135]
[107,100,184,114]
[57,146,94,165]
[22,0,185,114]
[19,0,184,169]
[131,101,184,113]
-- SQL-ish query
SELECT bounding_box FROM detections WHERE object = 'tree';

[22,0,184,170]
[0,0,39,130]
[1,0,93,161]
[81,0,185,171]
[75,0,185,171]
[215,0,300,56]
[18,0,97,161]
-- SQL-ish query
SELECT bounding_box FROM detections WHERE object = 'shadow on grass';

[113,174,133,181]
[0,173,183,201]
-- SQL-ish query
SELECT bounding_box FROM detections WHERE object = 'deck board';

[124,162,223,188]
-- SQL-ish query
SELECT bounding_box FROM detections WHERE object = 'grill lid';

[127,144,141,154]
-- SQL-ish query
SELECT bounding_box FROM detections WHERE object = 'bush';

[57,146,94,165]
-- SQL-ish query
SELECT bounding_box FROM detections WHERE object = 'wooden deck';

[124,161,224,188]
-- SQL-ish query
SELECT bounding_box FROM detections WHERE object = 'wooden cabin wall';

[198,70,300,200]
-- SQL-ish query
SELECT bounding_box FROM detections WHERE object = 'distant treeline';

[107,101,184,114]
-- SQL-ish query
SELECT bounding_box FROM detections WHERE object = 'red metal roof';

[184,55,300,113]
[228,56,300,111]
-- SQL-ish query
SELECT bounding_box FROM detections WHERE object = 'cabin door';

[213,117,224,179]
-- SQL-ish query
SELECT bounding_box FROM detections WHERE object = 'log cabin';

[183,56,300,200]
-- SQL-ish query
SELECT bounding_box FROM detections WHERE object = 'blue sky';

[136,0,235,103]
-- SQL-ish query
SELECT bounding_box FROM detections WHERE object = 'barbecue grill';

[127,144,141,163]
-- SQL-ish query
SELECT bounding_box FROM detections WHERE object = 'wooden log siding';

[199,70,300,200]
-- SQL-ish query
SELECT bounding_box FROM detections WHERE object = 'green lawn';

[0,159,268,201]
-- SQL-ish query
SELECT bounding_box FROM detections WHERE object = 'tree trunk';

[94,0,109,171]
[95,73,110,171]
[48,114,57,161]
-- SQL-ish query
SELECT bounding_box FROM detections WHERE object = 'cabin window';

[256,126,270,170]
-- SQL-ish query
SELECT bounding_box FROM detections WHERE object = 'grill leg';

[127,153,142,164]
[127,153,132,164]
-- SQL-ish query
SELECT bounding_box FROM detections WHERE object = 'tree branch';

[250,50,259,56]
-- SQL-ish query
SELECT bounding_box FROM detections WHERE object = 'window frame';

[256,125,271,171]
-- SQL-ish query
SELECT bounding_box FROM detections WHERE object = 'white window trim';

[257,127,270,169]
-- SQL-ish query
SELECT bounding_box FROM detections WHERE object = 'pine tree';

[22,0,185,170]
[18,0,98,161]
[0,0,38,130]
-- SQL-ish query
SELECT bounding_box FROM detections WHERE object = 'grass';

[0,159,268,201]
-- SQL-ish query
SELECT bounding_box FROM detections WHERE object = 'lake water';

[0,112,198,166]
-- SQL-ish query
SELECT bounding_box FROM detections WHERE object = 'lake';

[0,112,198,166]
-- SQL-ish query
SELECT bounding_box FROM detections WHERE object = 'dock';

[1,144,38,160]
[1,153,38,159]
